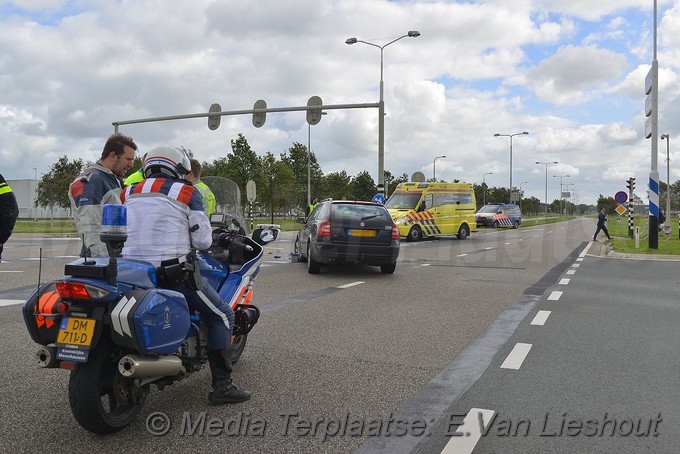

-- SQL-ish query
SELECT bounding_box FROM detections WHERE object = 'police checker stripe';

[405,211,442,235]
[493,213,513,227]
[122,178,195,206]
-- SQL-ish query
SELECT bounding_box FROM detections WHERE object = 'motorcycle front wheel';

[68,337,147,434]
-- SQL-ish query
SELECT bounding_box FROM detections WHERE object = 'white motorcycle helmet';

[143,145,191,179]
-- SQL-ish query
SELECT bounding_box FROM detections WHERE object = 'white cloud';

[1,0,680,206]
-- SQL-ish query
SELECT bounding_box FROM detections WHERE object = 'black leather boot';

[207,349,251,404]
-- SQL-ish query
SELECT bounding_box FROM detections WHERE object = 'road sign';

[372,194,385,205]
[246,180,256,203]
[615,191,628,204]
[615,204,627,216]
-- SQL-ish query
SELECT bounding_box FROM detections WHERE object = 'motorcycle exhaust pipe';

[36,346,58,368]
[118,354,184,378]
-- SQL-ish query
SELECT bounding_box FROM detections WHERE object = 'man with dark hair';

[186,158,216,217]
[0,174,19,262]
[68,133,137,257]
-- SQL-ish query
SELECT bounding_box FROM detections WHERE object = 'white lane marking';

[0,270,24,273]
[576,257,583,262]
[55,255,80,258]
[0,300,24,307]
[484,247,494,250]
[531,310,551,326]
[337,281,365,289]
[441,408,496,454]
[566,269,576,275]
[579,242,592,257]
[457,253,468,257]
[420,263,431,267]
[504,242,511,245]
[547,291,563,301]
[571,263,580,268]
[500,343,532,369]
[559,278,570,285]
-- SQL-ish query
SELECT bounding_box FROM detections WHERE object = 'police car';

[475,203,522,229]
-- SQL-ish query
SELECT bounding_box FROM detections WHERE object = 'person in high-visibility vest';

[186,159,216,217]
[305,195,319,220]
[124,167,144,186]
[0,174,20,262]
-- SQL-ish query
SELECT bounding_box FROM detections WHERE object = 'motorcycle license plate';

[347,229,376,237]
[56,317,96,348]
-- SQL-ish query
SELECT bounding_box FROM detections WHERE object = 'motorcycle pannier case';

[109,288,190,354]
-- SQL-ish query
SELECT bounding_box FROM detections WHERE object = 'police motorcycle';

[22,177,279,434]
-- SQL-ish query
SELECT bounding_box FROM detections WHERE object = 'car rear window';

[330,204,390,222]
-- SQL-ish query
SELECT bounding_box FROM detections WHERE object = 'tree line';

[34,132,680,218]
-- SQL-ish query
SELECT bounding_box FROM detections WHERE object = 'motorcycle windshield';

[201,176,248,234]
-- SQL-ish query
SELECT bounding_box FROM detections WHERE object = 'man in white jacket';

[121,145,250,405]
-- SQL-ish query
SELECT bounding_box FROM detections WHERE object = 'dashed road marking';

[0,300,24,307]
[547,291,563,301]
[500,343,532,369]
[566,269,576,275]
[337,281,365,289]
[571,263,580,268]
[457,253,468,257]
[441,408,496,454]
[531,310,551,326]
[559,278,570,285]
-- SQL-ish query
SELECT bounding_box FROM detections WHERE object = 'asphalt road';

[1,219,675,453]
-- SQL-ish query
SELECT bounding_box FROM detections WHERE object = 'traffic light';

[626,177,636,193]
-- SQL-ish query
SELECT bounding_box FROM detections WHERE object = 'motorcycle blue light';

[101,204,127,234]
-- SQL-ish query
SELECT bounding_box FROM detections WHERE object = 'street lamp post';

[553,174,570,215]
[536,161,558,219]
[494,131,529,203]
[433,155,446,181]
[346,31,420,196]
[307,112,327,206]
[483,172,493,205]
[519,181,528,213]
[661,134,671,222]
[33,167,37,221]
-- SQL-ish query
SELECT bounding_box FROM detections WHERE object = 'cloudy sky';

[1,0,679,206]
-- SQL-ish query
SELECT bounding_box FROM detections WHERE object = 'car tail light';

[391,224,400,240]
[318,220,331,237]
[56,281,109,300]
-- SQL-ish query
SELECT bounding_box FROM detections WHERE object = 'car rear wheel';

[493,220,500,228]
[513,220,520,229]
[294,237,306,262]
[380,262,397,274]
[407,225,423,242]
[307,242,321,274]
[457,224,470,240]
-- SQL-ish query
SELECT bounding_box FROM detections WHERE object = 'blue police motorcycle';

[22,177,279,434]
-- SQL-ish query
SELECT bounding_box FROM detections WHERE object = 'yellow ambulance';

[385,182,477,241]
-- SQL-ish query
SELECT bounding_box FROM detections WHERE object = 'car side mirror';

[297,216,306,224]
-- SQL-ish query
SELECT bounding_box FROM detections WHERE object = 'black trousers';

[594,224,610,240]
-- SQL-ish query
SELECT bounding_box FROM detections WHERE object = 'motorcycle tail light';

[56,281,109,300]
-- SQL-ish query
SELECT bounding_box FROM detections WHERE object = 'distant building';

[6,179,70,219]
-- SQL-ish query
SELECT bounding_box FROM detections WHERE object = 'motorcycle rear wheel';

[68,338,147,434]
[231,334,248,363]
